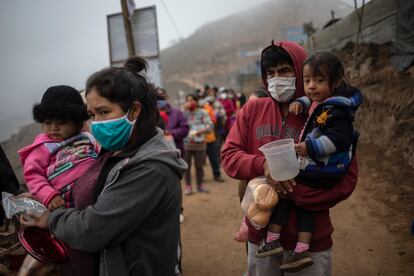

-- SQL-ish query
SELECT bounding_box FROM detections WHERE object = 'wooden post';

[121,0,136,57]
[352,0,366,78]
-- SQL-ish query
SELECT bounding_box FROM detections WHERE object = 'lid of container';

[18,227,67,264]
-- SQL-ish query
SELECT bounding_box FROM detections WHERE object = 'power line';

[159,0,183,40]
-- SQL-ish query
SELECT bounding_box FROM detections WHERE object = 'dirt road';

[181,145,414,276]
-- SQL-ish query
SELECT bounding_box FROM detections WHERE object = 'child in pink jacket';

[18,85,98,211]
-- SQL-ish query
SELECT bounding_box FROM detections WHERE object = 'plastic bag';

[241,176,269,215]
[240,177,278,230]
[1,192,47,219]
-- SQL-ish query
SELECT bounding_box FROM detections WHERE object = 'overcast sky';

[0,0,363,140]
[0,0,268,126]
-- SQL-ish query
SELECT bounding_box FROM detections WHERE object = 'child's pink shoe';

[233,218,249,242]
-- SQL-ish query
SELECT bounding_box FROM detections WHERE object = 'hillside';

[160,0,345,96]
[1,3,413,274]
[336,42,414,237]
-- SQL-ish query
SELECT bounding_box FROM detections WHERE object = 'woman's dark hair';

[303,51,353,97]
[85,56,160,150]
[262,44,294,70]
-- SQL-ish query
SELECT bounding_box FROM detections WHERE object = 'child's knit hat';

[32,85,89,123]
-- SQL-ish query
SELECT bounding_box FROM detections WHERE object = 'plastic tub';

[259,139,299,181]
[18,227,67,264]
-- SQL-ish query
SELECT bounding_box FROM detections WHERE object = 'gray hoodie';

[48,129,188,276]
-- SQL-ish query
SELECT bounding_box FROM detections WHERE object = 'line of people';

[1,39,362,276]
[156,85,247,196]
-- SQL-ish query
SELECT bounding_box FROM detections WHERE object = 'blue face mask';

[91,112,136,151]
[157,100,168,109]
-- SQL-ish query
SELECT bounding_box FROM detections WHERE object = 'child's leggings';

[269,199,315,232]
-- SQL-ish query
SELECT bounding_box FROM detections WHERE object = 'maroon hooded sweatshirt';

[221,41,358,252]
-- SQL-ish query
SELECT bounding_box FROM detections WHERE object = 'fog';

[0,0,270,141]
[0,0,363,141]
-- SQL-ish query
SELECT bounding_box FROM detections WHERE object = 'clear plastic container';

[259,139,299,181]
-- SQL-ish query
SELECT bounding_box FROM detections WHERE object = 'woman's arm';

[169,110,189,140]
[46,163,171,253]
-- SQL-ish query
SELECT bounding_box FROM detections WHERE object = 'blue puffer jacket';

[295,88,363,188]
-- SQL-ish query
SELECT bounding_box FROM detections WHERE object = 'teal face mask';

[91,112,136,151]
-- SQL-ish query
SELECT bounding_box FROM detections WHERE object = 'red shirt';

[221,97,358,251]
[222,41,358,251]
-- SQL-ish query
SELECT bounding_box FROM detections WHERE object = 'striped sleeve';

[305,135,337,157]
[295,96,312,114]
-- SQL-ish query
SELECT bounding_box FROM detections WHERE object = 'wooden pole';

[121,0,136,57]
[352,0,366,78]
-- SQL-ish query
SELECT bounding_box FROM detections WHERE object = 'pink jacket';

[18,133,98,207]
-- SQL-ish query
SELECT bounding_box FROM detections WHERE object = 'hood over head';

[261,41,308,99]
[18,133,56,164]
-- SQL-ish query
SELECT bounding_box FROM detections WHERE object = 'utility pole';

[121,0,136,57]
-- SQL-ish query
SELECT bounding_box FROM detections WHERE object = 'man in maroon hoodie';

[221,41,358,275]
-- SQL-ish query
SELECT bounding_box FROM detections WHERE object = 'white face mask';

[220,93,228,100]
[267,77,296,102]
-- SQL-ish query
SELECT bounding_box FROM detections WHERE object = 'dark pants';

[184,149,205,187]
[270,199,315,232]
[206,141,221,178]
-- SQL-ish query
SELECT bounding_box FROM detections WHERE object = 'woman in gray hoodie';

[21,57,187,276]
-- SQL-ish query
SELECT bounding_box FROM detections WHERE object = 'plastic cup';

[259,139,299,181]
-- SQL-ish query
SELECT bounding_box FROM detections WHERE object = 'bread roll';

[247,204,272,230]
[253,184,278,210]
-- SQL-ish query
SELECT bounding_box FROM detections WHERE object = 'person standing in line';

[202,94,225,182]
[255,51,363,272]
[208,87,227,149]
[21,57,187,276]
[236,91,247,108]
[183,94,213,194]
[157,88,189,158]
[218,88,237,141]
[157,88,189,224]
[221,41,358,276]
